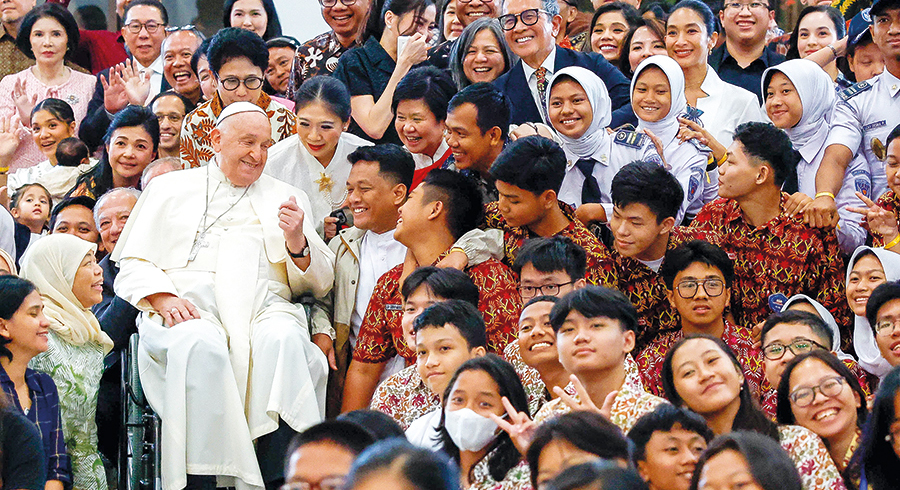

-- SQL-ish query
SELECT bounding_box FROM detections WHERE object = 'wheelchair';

[119,333,161,490]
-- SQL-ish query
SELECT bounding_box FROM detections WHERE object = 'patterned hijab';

[847,246,900,378]
[546,66,612,162]
[631,55,687,145]
[19,234,113,353]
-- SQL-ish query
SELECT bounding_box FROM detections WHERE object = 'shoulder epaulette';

[688,138,712,154]
[613,129,649,149]
[839,81,872,101]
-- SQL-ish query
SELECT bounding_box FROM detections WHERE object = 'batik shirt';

[690,195,851,346]
[503,342,550,417]
[532,355,666,433]
[180,91,296,168]
[286,31,352,100]
[873,190,900,246]
[611,227,712,350]
[469,457,532,490]
[353,251,521,365]
[778,425,848,490]
[370,365,439,430]
[636,320,763,398]
[483,200,616,288]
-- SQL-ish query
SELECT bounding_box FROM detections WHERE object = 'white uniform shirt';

[696,67,766,148]
[351,229,407,345]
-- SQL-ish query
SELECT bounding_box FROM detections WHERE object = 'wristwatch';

[288,242,310,258]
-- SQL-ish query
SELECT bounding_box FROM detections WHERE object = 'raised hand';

[489,396,536,456]
[397,32,429,70]
[279,196,309,257]
[101,64,129,113]
[120,58,152,106]
[552,374,617,420]
[13,77,37,126]
[847,191,900,243]
[0,115,22,165]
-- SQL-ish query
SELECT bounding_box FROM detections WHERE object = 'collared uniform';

[370,365,439,431]
[826,70,900,200]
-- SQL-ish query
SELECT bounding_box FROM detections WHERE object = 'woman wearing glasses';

[0,3,95,172]
[776,350,868,488]
[845,246,900,379]
[856,366,900,490]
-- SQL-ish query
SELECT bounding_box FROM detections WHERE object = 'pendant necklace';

[188,165,250,261]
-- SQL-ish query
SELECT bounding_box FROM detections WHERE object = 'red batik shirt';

[483,200,616,287]
[611,227,712,350]
[690,195,851,346]
[352,251,521,365]
[636,320,764,398]
[872,190,900,246]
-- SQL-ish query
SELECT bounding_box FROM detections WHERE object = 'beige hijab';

[0,248,16,276]
[19,234,113,353]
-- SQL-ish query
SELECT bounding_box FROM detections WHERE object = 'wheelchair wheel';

[119,334,161,490]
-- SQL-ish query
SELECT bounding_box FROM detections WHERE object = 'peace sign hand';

[489,396,536,456]
[552,374,617,421]
[847,191,900,243]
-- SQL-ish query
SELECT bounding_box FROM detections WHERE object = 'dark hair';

[760,310,833,350]
[662,334,780,440]
[10,183,51,210]
[449,18,513,89]
[413,299,487,350]
[345,438,460,490]
[870,0,900,18]
[627,404,714,463]
[190,37,213,81]
[364,0,436,42]
[550,286,638,334]
[123,0,169,25]
[0,276,39,361]
[545,460,649,490]
[866,281,900,331]
[733,122,800,191]
[887,123,900,149]
[669,0,717,37]
[775,350,868,427]
[447,82,510,140]
[590,1,643,57]
[611,160,684,223]
[392,66,457,122]
[786,6,846,60]
[16,3,80,60]
[266,36,301,51]
[490,135,566,195]
[223,0,283,40]
[524,295,560,310]
[420,169,484,240]
[526,411,631,488]
[857,366,900,489]
[55,137,89,168]
[150,90,197,116]
[660,240,734,289]
[689,431,802,490]
[207,27,269,77]
[294,76,352,123]
[286,419,375,464]
[336,410,406,441]
[49,196,96,232]
[400,266,480,307]
[31,98,75,126]
[512,236,587,282]
[348,143,416,191]
[69,105,160,199]
[436,0,454,45]
[617,18,666,76]
[76,5,107,31]
[439,355,529,483]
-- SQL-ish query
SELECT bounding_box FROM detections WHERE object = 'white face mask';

[444,407,499,452]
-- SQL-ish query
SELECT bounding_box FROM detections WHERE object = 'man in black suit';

[493,0,635,128]
[80,0,171,151]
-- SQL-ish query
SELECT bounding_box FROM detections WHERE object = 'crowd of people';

[3,0,900,489]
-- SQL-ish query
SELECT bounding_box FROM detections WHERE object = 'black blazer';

[493,46,636,128]
[92,255,139,354]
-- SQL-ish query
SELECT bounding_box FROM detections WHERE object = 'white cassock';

[112,160,335,490]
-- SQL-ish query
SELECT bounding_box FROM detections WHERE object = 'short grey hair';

[141,157,184,189]
[501,0,560,17]
[94,187,142,229]
[161,27,206,53]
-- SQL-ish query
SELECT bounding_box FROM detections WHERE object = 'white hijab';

[545,66,612,163]
[631,55,687,145]
[762,59,834,164]
[19,234,113,353]
[782,294,852,362]
[847,246,900,378]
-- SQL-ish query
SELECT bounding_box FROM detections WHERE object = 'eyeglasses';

[458,0,496,3]
[789,376,846,407]
[279,477,345,490]
[762,338,825,360]
[155,113,184,124]
[318,0,357,7]
[875,319,900,336]
[165,24,198,33]
[674,278,725,299]
[723,2,769,12]
[498,8,547,31]
[519,282,573,298]
[220,76,264,91]
[124,20,165,34]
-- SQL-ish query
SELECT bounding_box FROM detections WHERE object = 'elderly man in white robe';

[112,102,336,490]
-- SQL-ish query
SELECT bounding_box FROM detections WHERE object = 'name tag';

[385,304,403,311]
[864,120,886,131]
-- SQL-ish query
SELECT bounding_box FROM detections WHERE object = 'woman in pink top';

[0,3,95,172]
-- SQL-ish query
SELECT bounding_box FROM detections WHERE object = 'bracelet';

[826,44,838,59]
[814,191,836,200]
[886,234,900,249]
[449,247,467,256]
[717,152,728,166]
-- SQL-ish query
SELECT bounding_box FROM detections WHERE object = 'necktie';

[535,67,549,121]
[575,158,603,204]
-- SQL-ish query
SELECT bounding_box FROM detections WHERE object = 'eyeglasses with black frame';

[124,20,165,34]
[220,76,265,91]
[318,0,357,7]
[498,8,548,31]
[789,376,846,407]
[518,282,573,298]
[279,476,345,490]
[762,338,826,360]
[674,278,725,299]
[458,0,496,3]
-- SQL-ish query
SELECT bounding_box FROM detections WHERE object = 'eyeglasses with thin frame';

[498,8,548,31]
[519,282,573,298]
[874,319,900,336]
[124,20,165,34]
[723,2,769,12]
[458,0,495,3]
[279,476,345,490]
[762,338,826,360]
[318,0,357,7]
[674,278,725,299]
[789,376,846,407]
[219,76,265,91]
